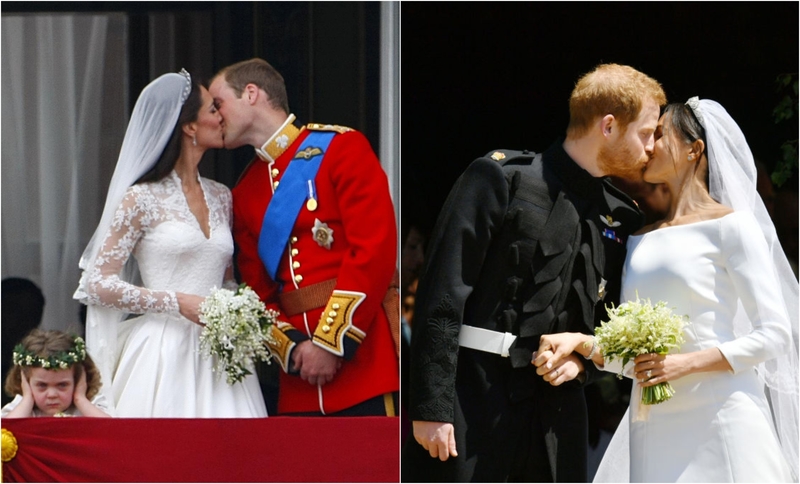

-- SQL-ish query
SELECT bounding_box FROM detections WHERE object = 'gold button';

[294,274,303,283]
[292,261,300,269]
[291,236,298,244]
[332,303,340,310]
[271,168,279,177]
[273,181,280,190]
[291,248,299,256]
[329,311,337,318]
[322,325,331,333]
[326,317,334,324]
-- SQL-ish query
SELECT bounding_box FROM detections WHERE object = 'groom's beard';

[598,138,649,182]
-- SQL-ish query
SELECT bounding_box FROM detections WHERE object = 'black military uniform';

[402,141,642,482]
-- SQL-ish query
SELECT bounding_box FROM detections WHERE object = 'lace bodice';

[82,171,236,314]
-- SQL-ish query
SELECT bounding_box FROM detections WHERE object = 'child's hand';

[20,370,33,400]
[70,368,111,418]
[5,371,36,418]
[73,367,89,402]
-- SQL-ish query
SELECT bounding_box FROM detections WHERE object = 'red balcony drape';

[1,417,399,482]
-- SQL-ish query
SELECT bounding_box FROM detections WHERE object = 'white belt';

[458,325,517,358]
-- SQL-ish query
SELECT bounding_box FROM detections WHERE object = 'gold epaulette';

[306,123,353,134]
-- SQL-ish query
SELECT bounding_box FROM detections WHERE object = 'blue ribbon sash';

[258,131,335,280]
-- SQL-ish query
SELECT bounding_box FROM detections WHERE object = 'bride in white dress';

[74,70,268,418]
[534,98,797,482]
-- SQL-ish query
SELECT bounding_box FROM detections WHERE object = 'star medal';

[312,218,334,249]
[306,180,318,211]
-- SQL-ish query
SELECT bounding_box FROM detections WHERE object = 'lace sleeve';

[83,186,180,314]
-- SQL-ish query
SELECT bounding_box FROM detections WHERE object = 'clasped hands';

[531,332,587,386]
[292,340,343,386]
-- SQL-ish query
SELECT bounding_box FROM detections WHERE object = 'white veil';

[595,98,799,481]
[695,97,798,478]
[73,70,191,412]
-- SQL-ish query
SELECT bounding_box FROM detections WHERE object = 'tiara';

[685,96,705,127]
[179,68,192,103]
[13,336,87,369]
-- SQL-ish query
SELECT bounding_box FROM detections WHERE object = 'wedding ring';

[646,370,652,379]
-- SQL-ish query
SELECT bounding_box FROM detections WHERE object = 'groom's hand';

[534,351,584,386]
[292,340,342,386]
[413,421,458,461]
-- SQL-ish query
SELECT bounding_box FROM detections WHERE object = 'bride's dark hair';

[135,74,204,184]
[662,102,710,187]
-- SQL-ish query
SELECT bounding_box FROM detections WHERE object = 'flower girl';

[3,329,110,417]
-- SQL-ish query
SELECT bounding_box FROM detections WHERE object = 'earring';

[688,155,693,161]
[192,135,197,147]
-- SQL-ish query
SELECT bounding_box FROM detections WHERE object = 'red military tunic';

[232,115,399,414]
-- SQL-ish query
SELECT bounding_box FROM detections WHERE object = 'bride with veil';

[74,70,268,418]
[537,97,798,482]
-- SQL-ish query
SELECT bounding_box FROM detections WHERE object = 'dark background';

[401,1,799,232]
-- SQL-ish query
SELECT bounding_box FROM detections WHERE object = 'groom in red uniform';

[209,58,399,416]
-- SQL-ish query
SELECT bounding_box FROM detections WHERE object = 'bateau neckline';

[629,211,739,239]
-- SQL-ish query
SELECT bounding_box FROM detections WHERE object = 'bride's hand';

[634,353,691,386]
[176,293,206,326]
[532,332,589,369]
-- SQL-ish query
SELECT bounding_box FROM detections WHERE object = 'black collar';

[542,139,604,198]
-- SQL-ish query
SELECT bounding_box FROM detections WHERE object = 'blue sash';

[258,131,335,280]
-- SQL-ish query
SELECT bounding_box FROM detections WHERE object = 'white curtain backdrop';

[2,14,128,334]
[380,1,400,253]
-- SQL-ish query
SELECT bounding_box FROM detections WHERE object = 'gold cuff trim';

[383,393,396,417]
[266,323,297,372]
[312,290,365,356]
[346,328,364,345]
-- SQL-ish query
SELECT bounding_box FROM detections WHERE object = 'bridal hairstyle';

[4,329,103,401]
[596,98,799,482]
[135,75,203,184]
[658,103,710,186]
[566,63,666,138]
[74,70,193,408]
[215,58,290,113]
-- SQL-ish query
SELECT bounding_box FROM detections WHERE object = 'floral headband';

[13,336,87,369]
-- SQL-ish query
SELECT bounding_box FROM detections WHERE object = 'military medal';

[312,218,334,249]
[306,180,318,211]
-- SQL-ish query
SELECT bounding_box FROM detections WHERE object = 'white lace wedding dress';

[600,211,792,482]
[83,170,268,417]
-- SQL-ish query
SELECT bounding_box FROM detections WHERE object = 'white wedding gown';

[599,211,793,482]
[83,171,268,417]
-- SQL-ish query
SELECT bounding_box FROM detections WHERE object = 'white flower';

[198,285,276,385]
[594,293,688,405]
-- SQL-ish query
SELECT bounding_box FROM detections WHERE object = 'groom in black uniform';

[403,64,666,482]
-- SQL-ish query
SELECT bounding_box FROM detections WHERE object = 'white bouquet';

[198,284,277,385]
[595,293,687,405]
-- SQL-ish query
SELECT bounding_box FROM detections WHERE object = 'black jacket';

[404,141,642,482]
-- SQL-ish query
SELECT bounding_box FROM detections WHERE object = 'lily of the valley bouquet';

[199,284,277,385]
[595,293,687,405]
